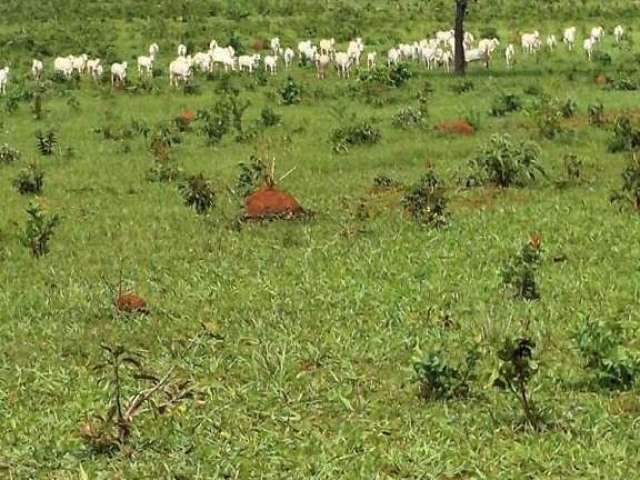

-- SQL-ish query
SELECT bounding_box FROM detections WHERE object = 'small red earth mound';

[437,120,475,136]
[175,110,196,130]
[595,74,609,87]
[116,293,149,314]
[244,184,307,220]
[251,39,268,51]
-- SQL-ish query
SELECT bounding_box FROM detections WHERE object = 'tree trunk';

[454,0,467,76]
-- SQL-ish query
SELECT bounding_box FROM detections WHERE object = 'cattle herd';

[0,24,627,94]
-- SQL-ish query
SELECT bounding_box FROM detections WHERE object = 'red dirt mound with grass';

[437,120,475,136]
[116,293,149,314]
[176,110,196,130]
[595,74,609,86]
[244,184,305,220]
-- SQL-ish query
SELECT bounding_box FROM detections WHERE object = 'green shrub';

[392,106,426,129]
[501,235,543,300]
[610,154,640,210]
[259,106,281,127]
[489,93,522,117]
[13,161,44,195]
[22,198,60,257]
[0,143,21,165]
[402,170,449,228]
[561,97,578,118]
[466,134,545,187]
[331,118,381,153]
[608,116,640,153]
[279,76,301,105]
[587,102,605,126]
[450,80,475,94]
[179,174,216,214]
[413,348,478,401]
[359,63,412,88]
[236,155,267,198]
[35,129,57,156]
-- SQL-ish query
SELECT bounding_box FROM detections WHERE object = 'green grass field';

[2,1,640,478]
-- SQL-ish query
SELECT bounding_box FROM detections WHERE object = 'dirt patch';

[244,184,308,220]
[437,119,475,136]
[175,110,196,131]
[116,293,149,314]
[595,74,609,87]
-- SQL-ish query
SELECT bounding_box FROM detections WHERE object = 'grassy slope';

[2,3,640,478]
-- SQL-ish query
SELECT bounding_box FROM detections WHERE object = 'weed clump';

[35,129,57,156]
[610,154,640,210]
[0,143,21,165]
[402,169,449,228]
[413,348,478,401]
[22,198,60,257]
[608,116,640,153]
[489,92,522,117]
[13,161,44,195]
[501,234,543,300]
[279,76,301,105]
[331,117,381,153]
[179,174,216,214]
[466,134,545,187]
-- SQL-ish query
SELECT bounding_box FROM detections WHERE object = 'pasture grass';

[2,2,640,477]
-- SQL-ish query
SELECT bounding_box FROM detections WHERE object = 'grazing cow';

[211,46,236,72]
[169,57,192,87]
[92,64,104,82]
[238,54,261,73]
[70,54,88,75]
[521,31,541,53]
[614,25,625,43]
[264,55,278,75]
[563,27,577,50]
[110,62,127,86]
[137,55,154,78]
[478,38,500,56]
[283,48,295,69]
[0,67,9,95]
[590,26,605,43]
[31,59,44,80]
[319,38,336,58]
[505,43,516,68]
[87,58,101,78]
[347,38,364,65]
[387,48,401,67]
[149,43,160,58]
[314,53,330,79]
[334,52,352,78]
[367,52,377,71]
[178,44,187,57]
[436,29,454,46]
[439,50,453,72]
[583,37,596,62]
[54,56,74,79]
[209,40,218,51]
[270,37,281,56]
[465,48,490,68]
[193,52,213,72]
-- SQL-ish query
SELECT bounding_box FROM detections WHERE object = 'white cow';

[270,37,281,56]
[367,52,377,71]
[590,26,605,43]
[387,48,401,67]
[420,46,438,69]
[211,47,236,72]
[169,57,192,87]
[87,58,101,78]
[178,44,187,57]
[347,38,364,65]
[137,55,154,78]
[465,48,490,68]
[110,62,127,86]
[478,38,500,56]
[298,41,317,64]
[209,40,218,51]
[319,38,336,58]
[563,27,577,50]
[54,56,74,79]
[264,55,278,75]
[583,37,596,62]
[149,43,160,58]
[238,54,260,73]
[314,53,331,79]
[92,64,103,82]
[505,43,516,68]
[439,51,453,72]
[70,54,88,75]
[193,51,213,72]
[31,59,44,80]
[334,52,352,78]
[614,25,625,43]
[0,67,9,95]
[436,29,454,46]
[546,35,558,51]
[283,48,295,69]
[521,31,541,53]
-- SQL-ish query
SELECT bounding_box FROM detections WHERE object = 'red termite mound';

[437,120,475,136]
[244,184,307,220]
[116,293,150,314]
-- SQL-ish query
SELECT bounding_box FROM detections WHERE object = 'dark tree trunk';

[454,0,467,76]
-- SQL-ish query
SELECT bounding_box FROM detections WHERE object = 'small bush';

[532,97,567,140]
[466,134,545,187]
[359,63,412,88]
[501,234,543,300]
[259,106,281,127]
[413,348,478,401]
[236,155,267,198]
[561,97,578,118]
[22,198,60,257]
[371,174,401,192]
[608,116,640,153]
[402,169,449,228]
[179,174,216,214]
[35,129,57,156]
[146,159,183,183]
[610,154,640,210]
[556,153,585,188]
[489,92,522,117]
[575,318,640,390]
[13,161,44,195]
[392,106,426,129]
[450,80,475,94]
[279,76,301,105]
[0,144,21,165]
[331,118,381,153]
[587,102,605,126]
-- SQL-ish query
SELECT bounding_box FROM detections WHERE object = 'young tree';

[454,0,470,75]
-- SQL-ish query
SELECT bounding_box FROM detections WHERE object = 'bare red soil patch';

[437,119,475,136]
[595,74,609,86]
[244,184,308,220]
[175,110,196,130]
